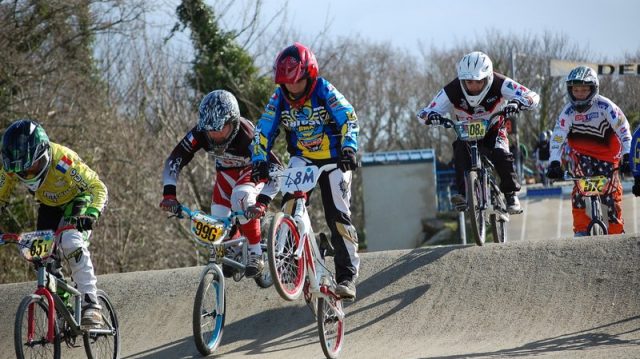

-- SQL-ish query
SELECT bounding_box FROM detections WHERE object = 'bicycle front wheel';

[317,297,345,359]
[490,214,508,243]
[84,289,120,359]
[193,266,226,356]
[255,240,274,288]
[15,294,61,359]
[268,212,306,301]
[466,171,487,246]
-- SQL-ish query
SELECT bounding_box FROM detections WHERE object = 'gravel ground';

[1,235,639,359]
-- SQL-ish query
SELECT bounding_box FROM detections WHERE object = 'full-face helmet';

[566,66,599,112]
[197,90,241,149]
[273,42,319,107]
[1,119,51,191]
[457,51,494,107]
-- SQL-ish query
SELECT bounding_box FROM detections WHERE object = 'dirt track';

[1,235,640,359]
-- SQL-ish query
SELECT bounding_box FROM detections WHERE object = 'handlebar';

[563,167,620,181]
[437,109,509,129]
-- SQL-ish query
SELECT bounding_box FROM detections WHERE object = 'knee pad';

[59,230,89,263]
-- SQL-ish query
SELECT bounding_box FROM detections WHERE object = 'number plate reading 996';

[191,216,225,244]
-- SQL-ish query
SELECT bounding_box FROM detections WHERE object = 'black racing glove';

[159,195,180,214]
[503,101,521,116]
[633,178,640,197]
[546,160,564,180]
[73,215,96,232]
[251,161,270,183]
[339,147,358,172]
[426,112,443,126]
[621,153,631,174]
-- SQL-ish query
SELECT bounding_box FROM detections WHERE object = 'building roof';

[361,149,435,166]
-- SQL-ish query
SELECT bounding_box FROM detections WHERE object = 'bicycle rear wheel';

[317,297,344,359]
[84,289,120,359]
[193,266,226,356]
[267,212,306,301]
[15,294,61,359]
[466,171,487,245]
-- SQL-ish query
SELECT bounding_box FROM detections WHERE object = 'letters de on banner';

[550,59,640,77]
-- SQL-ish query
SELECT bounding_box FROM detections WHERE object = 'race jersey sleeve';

[549,104,573,162]
[499,77,540,110]
[417,88,454,120]
[604,99,632,157]
[162,127,204,196]
[251,89,284,163]
[0,169,18,206]
[318,78,359,151]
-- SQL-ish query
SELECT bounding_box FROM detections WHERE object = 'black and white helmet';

[197,90,241,148]
[457,51,494,107]
[566,66,599,111]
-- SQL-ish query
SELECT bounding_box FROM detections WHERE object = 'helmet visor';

[205,122,234,146]
[16,151,49,181]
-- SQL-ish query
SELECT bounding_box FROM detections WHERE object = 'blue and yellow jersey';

[251,77,359,162]
[631,126,640,177]
[0,143,108,214]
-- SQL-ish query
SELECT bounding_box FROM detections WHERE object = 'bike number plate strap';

[190,213,226,244]
[281,165,320,193]
[578,176,608,195]
[456,120,488,141]
[18,230,56,262]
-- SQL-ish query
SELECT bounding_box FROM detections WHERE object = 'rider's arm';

[601,98,632,158]
[499,76,540,110]
[416,88,453,121]
[319,78,359,152]
[0,169,18,207]
[549,104,573,162]
[62,146,108,216]
[631,126,640,177]
[162,127,204,196]
[251,89,284,163]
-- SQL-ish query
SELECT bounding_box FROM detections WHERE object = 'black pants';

[452,131,520,196]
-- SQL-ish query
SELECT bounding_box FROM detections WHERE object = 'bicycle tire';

[192,266,226,356]
[267,212,306,301]
[83,289,120,359]
[466,171,487,245]
[15,294,61,359]
[254,241,274,288]
[317,297,345,359]
[490,214,507,243]
[588,220,608,236]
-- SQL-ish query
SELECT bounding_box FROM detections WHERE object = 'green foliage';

[170,0,273,121]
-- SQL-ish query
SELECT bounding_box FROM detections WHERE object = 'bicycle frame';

[0,226,114,344]
[564,168,619,234]
[277,163,345,318]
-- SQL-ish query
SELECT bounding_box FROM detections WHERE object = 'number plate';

[578,176,608,195]
[281,166,320,193]
[19,231,56,262]
[456,120,488,141]
[191,213,226,244]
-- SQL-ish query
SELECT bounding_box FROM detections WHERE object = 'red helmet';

[273,42,319,107]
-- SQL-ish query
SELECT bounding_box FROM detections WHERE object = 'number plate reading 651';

[19,231,55,261]
[191,215,225,244]
[281,165,321,193]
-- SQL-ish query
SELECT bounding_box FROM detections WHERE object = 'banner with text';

[550,59,640,77]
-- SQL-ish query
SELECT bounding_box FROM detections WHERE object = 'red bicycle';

[1,225,120,359]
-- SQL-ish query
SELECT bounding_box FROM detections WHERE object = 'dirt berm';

[1,236,639,359]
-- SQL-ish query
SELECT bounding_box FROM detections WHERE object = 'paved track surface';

[2,235,640,358]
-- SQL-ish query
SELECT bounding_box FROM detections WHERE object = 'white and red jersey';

[550,95,631,163]
[419,72,539,124]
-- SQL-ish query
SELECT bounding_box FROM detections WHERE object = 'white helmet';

[457,51,494,107]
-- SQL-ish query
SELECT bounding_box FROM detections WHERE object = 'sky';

[248,0,640,62]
